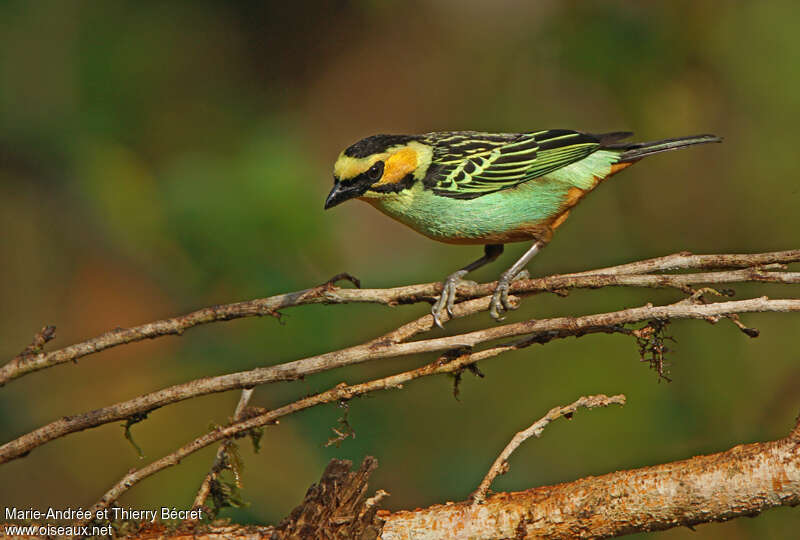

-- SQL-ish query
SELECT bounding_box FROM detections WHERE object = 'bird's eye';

[367,161,384,181]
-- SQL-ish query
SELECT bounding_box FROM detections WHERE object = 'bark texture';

[380,426,800,539]
[274,457,384,540]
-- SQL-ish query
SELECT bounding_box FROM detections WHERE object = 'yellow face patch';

[333,145,419,185]
[334,153,385,181]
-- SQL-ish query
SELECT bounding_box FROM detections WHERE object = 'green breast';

[369,180,568,242]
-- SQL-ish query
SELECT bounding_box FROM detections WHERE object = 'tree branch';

[2,250,798,386]
[191,388,255,513]
[3,295,800,465]
[15,325,57,357]
[470,393,626,504]
[379,416,800,539]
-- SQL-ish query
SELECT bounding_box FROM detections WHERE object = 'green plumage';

[326,128,721,323]
[424,130,605,198]
[328,129,721,244]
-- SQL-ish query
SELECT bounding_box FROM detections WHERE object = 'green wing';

[424,130,605,199]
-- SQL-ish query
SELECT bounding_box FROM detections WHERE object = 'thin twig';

[561,250,798,275]
[16,325,56,357]
[3,250,798,386]
[4,296,800,465]
[471,394,626,505]
[191,388,255,513]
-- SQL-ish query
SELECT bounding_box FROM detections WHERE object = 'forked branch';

[379,415,800,539]
[471,393,627,504]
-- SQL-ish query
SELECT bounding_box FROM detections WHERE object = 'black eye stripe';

[337,161,386,188]
[337,161,384,188]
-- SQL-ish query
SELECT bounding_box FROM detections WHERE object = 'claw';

[489,289,505,321]
[446,283,457,317]
[500,286,510,311]
[431,296,446,328]
[432,310,444,329]
[489,285,506,321]
[490,269,523,321]
[432,270,469,327]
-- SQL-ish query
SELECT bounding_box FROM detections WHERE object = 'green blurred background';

[1,1,798,537]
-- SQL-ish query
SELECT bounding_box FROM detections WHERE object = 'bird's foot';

[489,270,528,321]
[432,270,475,328]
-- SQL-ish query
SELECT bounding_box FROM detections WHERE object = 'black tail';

[601,134,722,161]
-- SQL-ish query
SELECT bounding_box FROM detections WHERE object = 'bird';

[324,129,721,327]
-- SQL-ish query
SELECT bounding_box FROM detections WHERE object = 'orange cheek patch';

[377,148,418,185]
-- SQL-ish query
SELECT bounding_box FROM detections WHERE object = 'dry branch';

[3,295,800,466]
[2,250,798,386]
[1,294,798,467]
[191,388,255,513]
[15,325,56,357]
[471,393,626,504]
[379,418,800,539]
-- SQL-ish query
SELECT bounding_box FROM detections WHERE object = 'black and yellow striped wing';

[423,130,607,199]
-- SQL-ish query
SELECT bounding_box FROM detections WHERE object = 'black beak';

[324,182,365,209]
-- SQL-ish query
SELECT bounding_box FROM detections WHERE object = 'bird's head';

[324,134,433,209]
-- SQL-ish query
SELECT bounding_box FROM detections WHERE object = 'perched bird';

[325,129,721,326]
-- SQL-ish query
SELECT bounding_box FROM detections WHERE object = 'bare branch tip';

[727,314,760,338]
[18,325,57,357]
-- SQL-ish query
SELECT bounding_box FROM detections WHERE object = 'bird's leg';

[489,241,545,321]
[432,244,504,328]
